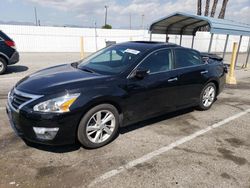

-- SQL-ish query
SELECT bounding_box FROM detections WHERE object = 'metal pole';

[94,22,98,51]
[222,34,229,59]
[104,5,108,26]
[141,14,144,30]
[208,33,214,53]
[234,35,242,68]
[191,35,195,48]
[166,34,169,43]
[129,13,131,30]
[226,42,238,84]
[244,37,250,67]
[179,35,182,45]
[149,32,152,41]
[80,37,84,59]
[34,7,38,26]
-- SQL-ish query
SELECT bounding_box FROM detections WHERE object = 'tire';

[0,57,7,75]
[77,104,120,149]
[197,82,217,111]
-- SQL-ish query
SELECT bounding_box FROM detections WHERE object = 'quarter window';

[138,49,172,74]
[174,49,202,68]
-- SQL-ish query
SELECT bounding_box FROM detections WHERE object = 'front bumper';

[9,51,19,65]
[6,102,82,146]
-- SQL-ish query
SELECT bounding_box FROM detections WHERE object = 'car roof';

[117,41,179,52]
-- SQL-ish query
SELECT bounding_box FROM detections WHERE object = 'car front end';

[5,42,147,147]
[6,88,83,145]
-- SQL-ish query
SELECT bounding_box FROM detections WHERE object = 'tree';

[102,24,112,29]
[204,0,210,16]
[197,0,202,15]
[210,0,218,17]
[218,0,229,19]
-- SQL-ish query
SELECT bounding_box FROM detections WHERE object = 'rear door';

[174,48,209,107]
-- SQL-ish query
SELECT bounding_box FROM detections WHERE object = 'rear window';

[0,31,11,40]
[174,48,202,68]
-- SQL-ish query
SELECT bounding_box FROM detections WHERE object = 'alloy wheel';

[0,62,3,72]
[86,110,116,143]
[202,86,215,107]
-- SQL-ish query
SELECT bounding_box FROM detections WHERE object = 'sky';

[0,0,249,29]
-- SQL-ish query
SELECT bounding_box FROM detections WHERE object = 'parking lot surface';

[0,53,250,188]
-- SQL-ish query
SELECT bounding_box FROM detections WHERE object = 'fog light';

[33,127,59,140]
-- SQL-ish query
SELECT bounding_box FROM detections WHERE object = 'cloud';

[27,0,107,11]
[23,0,250,28]
[228,6,250,24]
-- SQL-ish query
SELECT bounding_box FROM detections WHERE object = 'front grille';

[11,92,32,110]
[8,89,43,111]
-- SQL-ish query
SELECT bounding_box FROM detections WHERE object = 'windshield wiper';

[80,67,95,73]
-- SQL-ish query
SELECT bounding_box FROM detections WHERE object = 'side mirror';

[202,57,209,64]
[134,68,150,79]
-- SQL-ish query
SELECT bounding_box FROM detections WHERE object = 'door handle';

[168,77,178,82]
[200,70,208,75]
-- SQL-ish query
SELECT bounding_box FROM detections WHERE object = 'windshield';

[78,45,142,75]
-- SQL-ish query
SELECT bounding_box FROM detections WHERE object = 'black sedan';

[6,41,226,148]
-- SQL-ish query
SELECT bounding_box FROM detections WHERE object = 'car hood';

[15,63,110,94]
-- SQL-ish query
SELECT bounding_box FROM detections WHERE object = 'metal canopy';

[149,12,250,36]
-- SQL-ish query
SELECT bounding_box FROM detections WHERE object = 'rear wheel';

[197,83,216,110]
[0,57,7,75]
[77,104,119,149]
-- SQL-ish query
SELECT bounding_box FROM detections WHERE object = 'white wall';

[0,24,249,53]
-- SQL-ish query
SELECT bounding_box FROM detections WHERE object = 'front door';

[123,48,179,123]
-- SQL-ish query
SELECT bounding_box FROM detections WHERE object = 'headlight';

[33,93,80,113]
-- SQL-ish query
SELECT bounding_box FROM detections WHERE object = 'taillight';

[4,40,16,49]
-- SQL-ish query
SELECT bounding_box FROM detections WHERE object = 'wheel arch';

[85,99,122,114]
[206,79,219,96]
[77,97,124,127]
[0,53,9,64]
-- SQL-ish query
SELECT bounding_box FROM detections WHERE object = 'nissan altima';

[6,41,226,148]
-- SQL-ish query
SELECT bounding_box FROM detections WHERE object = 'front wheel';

[77,104,119,149]
[197,83,216,110]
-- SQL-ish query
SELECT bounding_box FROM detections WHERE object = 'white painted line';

[89,108,250,187]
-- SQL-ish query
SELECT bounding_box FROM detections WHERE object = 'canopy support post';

[191,35,195,48]
[244,37,250,68]
[179,35,182,45]
[222,34,229,59]
[208,33,214,53]
[235,35,242,68]
[166,34,169,42]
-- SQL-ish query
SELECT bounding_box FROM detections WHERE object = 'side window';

[138,49,172,74]
[175,49,202,68]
